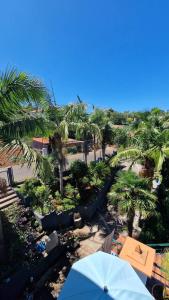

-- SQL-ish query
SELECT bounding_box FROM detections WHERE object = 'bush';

[34,185,51,215]
[64,183,80,201]
[89,161,111,188]
[113,128,129,148]
[67,147,78,154]
[140,212,169,243]
[19,178,41,199]
[70,160,89,185]
[51,185,80,212]
[90,161,111,179]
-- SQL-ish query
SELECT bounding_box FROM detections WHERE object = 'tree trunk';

[84,140,88,164]
[127,209,135,237]
[59,162,64,196]
[84,151,88,164]
[93,135,96,161]
[50,133,65,196]
[102,144,106,161]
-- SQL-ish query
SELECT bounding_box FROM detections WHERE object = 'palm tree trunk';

[127,208,135,237]
[84,150,88,164]
[84,140,88,164]
[50,133,65,196]
[59,162,64,196]
[93,135,96,161]
[102,144,106,161]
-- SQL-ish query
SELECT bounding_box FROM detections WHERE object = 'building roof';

[33,137,49,144]
[119,237,155,278]
[32,137,84,146]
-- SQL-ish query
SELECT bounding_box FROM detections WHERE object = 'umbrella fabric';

[58,251,154,300]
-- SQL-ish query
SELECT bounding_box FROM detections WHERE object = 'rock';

[62,266,67,274]
[73,226,91,239]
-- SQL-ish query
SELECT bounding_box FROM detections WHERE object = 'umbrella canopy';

[58,251,154,300]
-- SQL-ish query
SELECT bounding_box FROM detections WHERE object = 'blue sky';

[1,0,169,111]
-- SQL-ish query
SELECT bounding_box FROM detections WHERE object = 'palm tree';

[108,170,157,236]
[0,68,50,166]
[46,105,68,196]
[67,99,101,164]
[90,108,113,160]
[111,114,169,181]
[47,100,89,194]
[75,121,101,164]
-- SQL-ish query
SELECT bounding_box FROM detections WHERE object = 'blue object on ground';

[58,251,154,300]
[35,241,46,253]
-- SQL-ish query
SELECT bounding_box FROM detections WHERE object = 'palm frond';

[0,114,49,143]
[110,148,142,166]
[0,68,50,119]
[0,140,48,171]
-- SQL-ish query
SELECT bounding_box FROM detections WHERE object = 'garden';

[1,68,169,298]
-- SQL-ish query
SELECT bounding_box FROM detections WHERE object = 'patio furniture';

[58,251,154,300]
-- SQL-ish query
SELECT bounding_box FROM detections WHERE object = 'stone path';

[75,225,106,258]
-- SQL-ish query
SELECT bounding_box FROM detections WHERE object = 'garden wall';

[0,213,5,263]
[35,168,118,231]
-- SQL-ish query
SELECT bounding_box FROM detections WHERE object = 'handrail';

[147,243,169,247]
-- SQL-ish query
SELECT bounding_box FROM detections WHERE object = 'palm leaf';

[110,148,142,166]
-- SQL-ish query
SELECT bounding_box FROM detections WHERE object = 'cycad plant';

[108,170,157,236]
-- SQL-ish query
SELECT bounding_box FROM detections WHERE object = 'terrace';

[100,232,169,298]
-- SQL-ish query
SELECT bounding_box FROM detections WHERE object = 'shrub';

[113,128,129,147]
[67,147,78,154]
[34,185,51,215]
[89,161,111,188]
[70,160,89,188]
[140,212,169,243]
[62,197,78,211]
[19,178,41,199]
[64,183,80,201]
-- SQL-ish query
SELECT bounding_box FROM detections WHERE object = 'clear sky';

[1,0,169,111]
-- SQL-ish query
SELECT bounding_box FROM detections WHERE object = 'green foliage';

[34,185,51,214]
[140,212,169,243]
[67,146,78,154]
[64,183,80,201]
[19,178,41,199]
[37,154,59,192]
[19,178,52,215]
[89,161,111,188]
[70,160,89,182]
[113,128,129,148]
[0,68,50,169]
[51,184,80,211]
[161,252,169,281]
[108,170,157,236]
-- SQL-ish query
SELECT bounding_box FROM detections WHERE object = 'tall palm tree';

[68,99,101,164]
[108,170,157,236]
[0,68,50,167]
[75,121,101,164]
[47,100,89,195]
[90,108,113,160]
